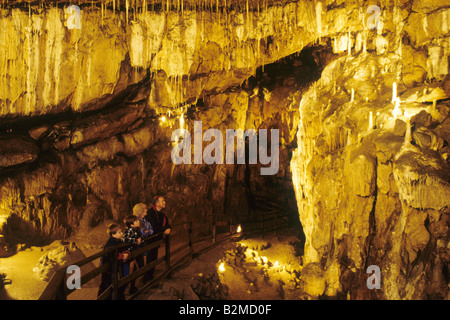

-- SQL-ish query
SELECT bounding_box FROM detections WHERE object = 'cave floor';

[137,229,305,300]
[0,220,304,300]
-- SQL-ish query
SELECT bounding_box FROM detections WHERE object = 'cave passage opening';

[197,41,340,249]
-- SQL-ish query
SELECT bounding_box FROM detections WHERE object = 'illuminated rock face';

[291,25,450,299]
[4,0,448,117]
[1,1,317,256]
[0,0,449,299]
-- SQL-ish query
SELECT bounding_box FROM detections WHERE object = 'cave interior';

[0,0,449,300]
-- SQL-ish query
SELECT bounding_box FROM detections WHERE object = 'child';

[97,223,130,299]
[123,215,143,294]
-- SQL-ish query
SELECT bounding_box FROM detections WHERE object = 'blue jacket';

[140,216,153,238]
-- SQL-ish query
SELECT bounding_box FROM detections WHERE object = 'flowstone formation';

[291,49,450,300]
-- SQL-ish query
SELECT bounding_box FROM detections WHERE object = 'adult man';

[145,195,172,237]
[143,195,171,282]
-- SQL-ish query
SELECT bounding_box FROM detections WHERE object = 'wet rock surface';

[291,50,450,299]
[0,0,449,300]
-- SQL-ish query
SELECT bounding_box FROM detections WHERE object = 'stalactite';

[347,31,351,56]
[246,0,249,22]
[118,170,123,196]
[25,19,32,115]
[140,154,145,190]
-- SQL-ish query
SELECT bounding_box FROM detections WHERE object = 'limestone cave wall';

[0,0,449,299]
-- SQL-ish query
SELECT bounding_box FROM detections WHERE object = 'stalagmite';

[368,111,373,131]
[180,109,185,132]
[392,82,397,103]
[393,97,401,119]
[85,185,89,206]
[404,113,411,144]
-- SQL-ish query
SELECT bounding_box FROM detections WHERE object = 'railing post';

[55,269,68,300]
[165,235,171,270]
[111,248,118,300]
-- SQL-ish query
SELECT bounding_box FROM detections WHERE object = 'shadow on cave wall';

[0,42,338,253]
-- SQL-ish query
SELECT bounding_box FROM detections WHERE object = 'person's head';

[107,223,123,239]
[125,215,140,228]
[154,195,166,211]
[133,203,147,218]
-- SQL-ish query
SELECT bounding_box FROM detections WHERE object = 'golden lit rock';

[0,0,448,301]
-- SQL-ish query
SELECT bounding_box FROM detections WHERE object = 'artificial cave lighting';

[0,0,449,302]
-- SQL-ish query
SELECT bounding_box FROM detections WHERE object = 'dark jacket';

[100,236,130,267]
[98,236,129,299]
[144,206,171,238]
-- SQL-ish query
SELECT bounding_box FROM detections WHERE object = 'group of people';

[97,195,172,299]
